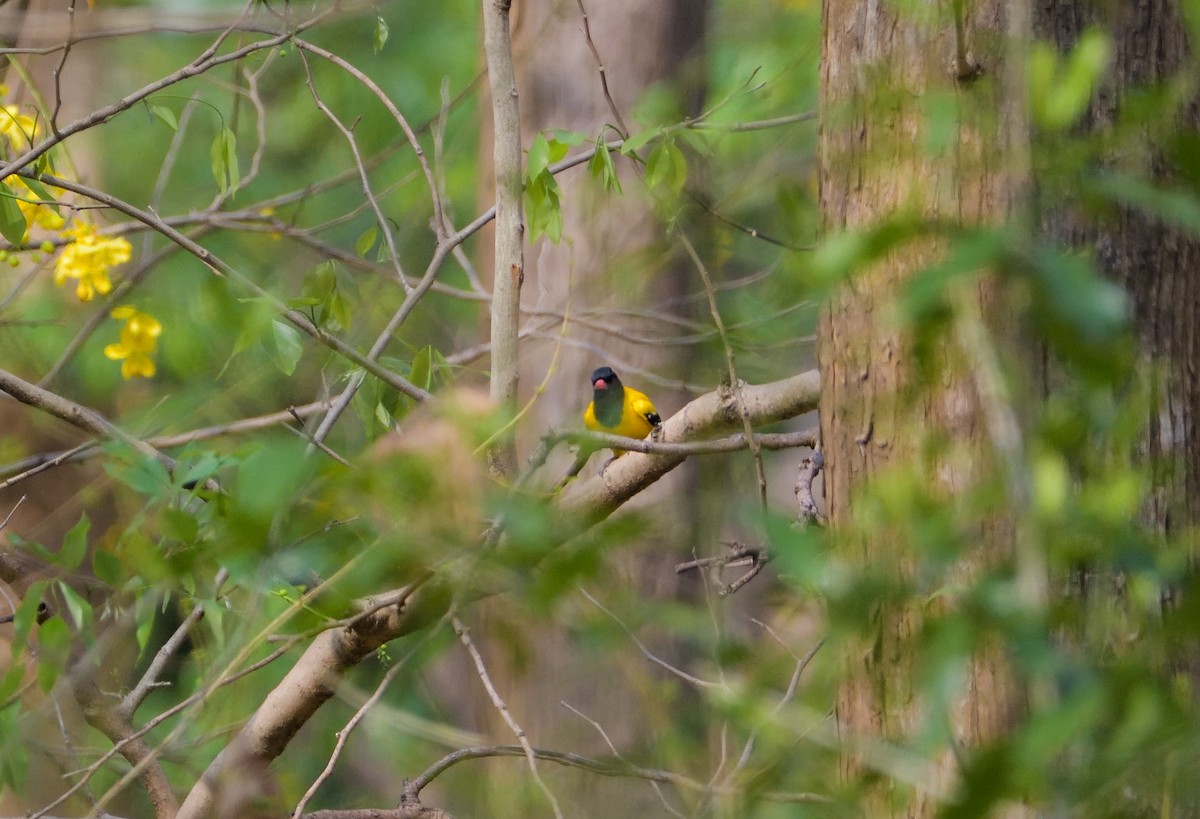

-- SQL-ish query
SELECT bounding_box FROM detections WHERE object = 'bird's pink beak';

[593,379,607,390]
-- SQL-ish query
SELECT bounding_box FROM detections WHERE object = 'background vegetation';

[0,1,1196,818]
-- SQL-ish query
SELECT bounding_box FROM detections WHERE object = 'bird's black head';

[590,366,620,391]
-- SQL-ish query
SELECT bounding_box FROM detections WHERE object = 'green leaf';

[303,260,337,302]
[92,549,122,587]
[203,600,226,650]
[180,451,223,488]
[210,127,240,194]
[355,226,378,258]
[527,132,551,178]
[270,320,303,376]
[645,138,688,194]
[1030,29,1110,131]
[620,128,661,156]
[330,291,351,331]
[525,169,564,244]
[103,454,173,497]
[588,140,622,194]
[149,104,178,131]
[286,297,323,308]
[0,706,27,791]
[0,182,27,244]
[375,401,393,430]
[163,507,199,542]
[373,15,389,52]
[36,617,70,691]
[409,346,433,390]
[11,580,47,654]
[58,514,89,570]
[55,581,92,634]
[547,136,571,163]
[22,176,59,218]
[553,129,587,146]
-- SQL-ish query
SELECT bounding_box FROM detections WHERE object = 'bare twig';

[119,569,229,721]
[579,587,724,689]
[729,637,825,781]
[0,366,178,474]
[0,399,333,482]
[563,701,685,818]
[29,172,432,402]
[292,613,453,818]
[401,743,830,805]
[451,615,563,819]
[675,541,770,597]
[680,232,767,506]
[574,0,628,136]
[557,370,821,526]
[795,449,826,525]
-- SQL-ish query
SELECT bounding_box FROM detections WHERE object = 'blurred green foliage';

[2,0,1200,817]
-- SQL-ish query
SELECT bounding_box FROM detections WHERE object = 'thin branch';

[0,399,332,482]
[174,577,429,819]
[451,616,563,819]
[795,449,826,525]
[0,7,338,180]
[118,569,229,721]
[574,0,628,136]
[29,172,432,402]
[562,701,685,818]
[579,588,724,689]
[401,743,830,805]
[0,366,178,473]
[680,231,768,507]
[556,370,821,526]
[291,613,453,818]
[729,637,825,781]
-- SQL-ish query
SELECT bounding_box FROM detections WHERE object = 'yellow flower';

[0,104,38,153]
[104,306,161,379]
[53,222,131,302]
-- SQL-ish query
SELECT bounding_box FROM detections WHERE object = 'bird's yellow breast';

[584,387,659,441]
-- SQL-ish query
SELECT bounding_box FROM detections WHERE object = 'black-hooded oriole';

[583,366,661,455]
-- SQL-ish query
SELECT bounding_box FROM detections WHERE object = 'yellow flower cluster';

[0,89,157,381]
[0,91,63,242]
[104,306,161,380]
[53,222,132,302]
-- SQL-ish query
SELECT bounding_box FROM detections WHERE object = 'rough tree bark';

[818,0,1027,815]
[1034,1,1200,573]
[822,0,1200,814]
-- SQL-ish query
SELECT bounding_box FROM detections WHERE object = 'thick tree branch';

[175,584,427,819]
[556,370,821,526]
[0,366,175,472]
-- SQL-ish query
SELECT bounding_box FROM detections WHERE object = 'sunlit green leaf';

[356,226,378,258]
[270,319,303,375]
[527,132,551,178]
[373,15,389,52]
[58,515,89,570]
[0,182,26,245]
[149,104,178,131]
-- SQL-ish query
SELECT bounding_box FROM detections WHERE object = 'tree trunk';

[818,1,1027,814]
[823,0,1200,813]
[1032,2,1200,675]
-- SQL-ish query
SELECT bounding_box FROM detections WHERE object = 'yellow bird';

[583,366,661,456]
